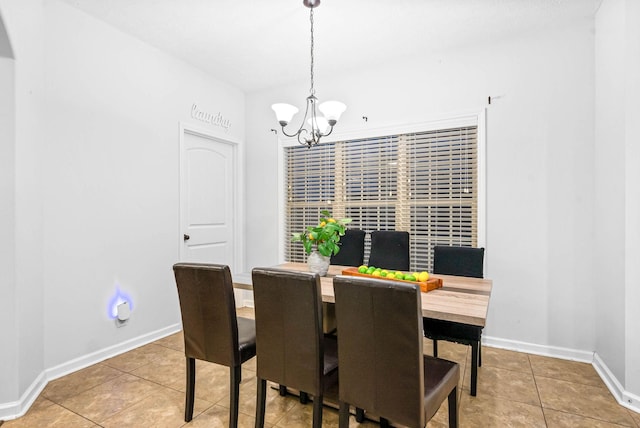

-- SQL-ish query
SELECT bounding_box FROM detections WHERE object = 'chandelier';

[271,0,346,148]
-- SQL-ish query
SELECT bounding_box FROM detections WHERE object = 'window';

[283,122,480,272]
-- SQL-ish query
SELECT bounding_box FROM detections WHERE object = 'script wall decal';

[191,103,231,132]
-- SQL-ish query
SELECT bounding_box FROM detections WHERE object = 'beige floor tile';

[243,355,257,372]
[42,364,124,403]
[481,346,533,373]
[430,340,469,367]
[221,379,299,426]
[544,408,635,427]
[273,401,341,428]
[2,403,98,428]
[530,354,603,387]
[186,403,259,428]
[103,343,174,372]
[208,370,259,415]
[187,360,241,404]
[459,392,547,427]
[100,386,211,428]
[154,331,185,352]
[237,306,255,319]
[130,346,185,388]
[536,376,636,426]
[59,372,161,423]
[27,395,56,412]
[463,365,540,406]
[629,409,640,426]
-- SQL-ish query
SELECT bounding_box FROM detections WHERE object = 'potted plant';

[292,210,352,276]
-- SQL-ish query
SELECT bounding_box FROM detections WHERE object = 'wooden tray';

[341,267,443,293]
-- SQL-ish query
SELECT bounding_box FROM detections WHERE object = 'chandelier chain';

[309,7,315,95]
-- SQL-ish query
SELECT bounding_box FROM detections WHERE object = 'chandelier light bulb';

[318,101,347,126]
[271,103,299,126]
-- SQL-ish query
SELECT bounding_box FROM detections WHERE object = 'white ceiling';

[58,0,602,93]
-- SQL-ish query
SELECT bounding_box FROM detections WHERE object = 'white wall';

[0,0,246,413]
[594,0,627,385]
[245,20,597,352]
[41,0,245,369]
[0,56,17,405]
[624,0,640,399]
[0,0,46,409]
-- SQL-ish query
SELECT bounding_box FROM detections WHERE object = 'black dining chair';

[424,245,485,396]
[172,263,256,428]
[367,230,410,271]
[252,267,339,428]
[330,229,366,267]
[333,275,459,428]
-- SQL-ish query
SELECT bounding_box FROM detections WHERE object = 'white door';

[180,128,236,268]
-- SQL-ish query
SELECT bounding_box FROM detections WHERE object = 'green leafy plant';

[292,210,352,257]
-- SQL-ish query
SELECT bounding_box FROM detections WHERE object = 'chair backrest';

[368,230,410,271]
[433,245,485,278]
[173,263,241,367]
[252,267,325,394]
[333,275,425,428]
[330,229,366,267]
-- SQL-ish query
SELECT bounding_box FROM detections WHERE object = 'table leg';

[471,341,479,396]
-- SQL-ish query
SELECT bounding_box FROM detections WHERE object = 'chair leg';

[338,401,350,428]
[300,391,309,404]
[230,366,241,428]
[255,377,267,428]
[279,384,287,396]
[355,407,365,422]
[448,387,458,428]
[312,393,323,428]
[380,417,391,428]
[470,341,479,396]
[433,339,439,357]
[185,357,195,422]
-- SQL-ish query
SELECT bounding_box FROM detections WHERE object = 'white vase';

[307,250,330,276]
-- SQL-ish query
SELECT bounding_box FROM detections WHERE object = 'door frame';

[178,122,244,277]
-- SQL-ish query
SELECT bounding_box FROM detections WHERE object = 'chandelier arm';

[279,126,301,138]
[297,129,313,147]
[321,125,335,138]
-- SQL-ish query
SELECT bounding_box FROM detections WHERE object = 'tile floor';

[2,307,639,427]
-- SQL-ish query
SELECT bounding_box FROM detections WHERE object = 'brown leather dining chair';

[333,275,459,428]
[424,245,485,396]
[367,230,410,271]
[252,267,339,428]
[172,263,256,428]
[330,228,366,267]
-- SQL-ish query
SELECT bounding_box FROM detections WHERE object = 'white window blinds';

[284,125,478,272]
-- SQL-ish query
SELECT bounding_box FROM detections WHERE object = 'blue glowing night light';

[107,287,134,319]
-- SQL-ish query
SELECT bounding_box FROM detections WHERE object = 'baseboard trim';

[0,323,181,421]
[0,371,46,421]
[482,335,594,362]
[592,352,640,413]
[484,335,640,414]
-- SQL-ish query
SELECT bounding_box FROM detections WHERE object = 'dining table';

[236,262,493,395]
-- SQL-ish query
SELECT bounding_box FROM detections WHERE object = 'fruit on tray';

[356,265,429,282]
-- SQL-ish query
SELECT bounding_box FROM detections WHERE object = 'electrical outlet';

[115,301,130,327]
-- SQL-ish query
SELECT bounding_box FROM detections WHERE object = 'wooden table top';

[240,262,493,328]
